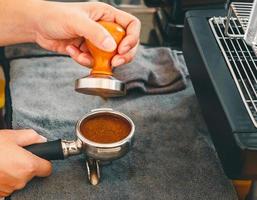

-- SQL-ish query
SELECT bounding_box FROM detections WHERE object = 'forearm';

[0,1,140,66]
[0,0,42,46]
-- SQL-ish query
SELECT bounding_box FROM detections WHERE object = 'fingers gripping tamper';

[75,21,126,97]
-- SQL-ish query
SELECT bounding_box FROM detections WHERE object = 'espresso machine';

[183,0,257,198]
[144,0,226,46]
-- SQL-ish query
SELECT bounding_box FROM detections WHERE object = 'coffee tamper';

[75,21,126,97]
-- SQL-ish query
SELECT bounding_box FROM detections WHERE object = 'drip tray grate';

[209,17,257,127]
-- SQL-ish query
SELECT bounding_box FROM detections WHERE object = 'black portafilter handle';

[24,139,64,161]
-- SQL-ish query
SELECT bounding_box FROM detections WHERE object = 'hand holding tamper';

[75,21,126,98]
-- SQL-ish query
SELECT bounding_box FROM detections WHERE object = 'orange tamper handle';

[86,21,126,76]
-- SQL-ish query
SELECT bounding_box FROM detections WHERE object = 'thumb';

[2,129,47,147]
[73,16,117,52]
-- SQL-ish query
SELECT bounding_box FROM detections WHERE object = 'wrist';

[31,0,69,43]
[18,0,46,43]
[0,0,45,45]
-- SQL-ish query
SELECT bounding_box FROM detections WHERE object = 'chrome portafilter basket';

[25,108,135,185]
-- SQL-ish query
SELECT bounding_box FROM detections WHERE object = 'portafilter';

[24,108,135,185]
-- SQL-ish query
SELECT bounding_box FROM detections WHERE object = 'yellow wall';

[0,66,5,108]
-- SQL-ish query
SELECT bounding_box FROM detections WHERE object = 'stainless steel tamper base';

[75,75,126,97]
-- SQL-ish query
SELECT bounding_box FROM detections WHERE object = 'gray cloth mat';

[5,43,56,59]
[115,46,186,94]
[9,55,237,200]
[5,44,187,94]
[5,44,188,76]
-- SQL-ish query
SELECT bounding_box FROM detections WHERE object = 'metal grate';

[225,2,253,38]
[209,17,257,127]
